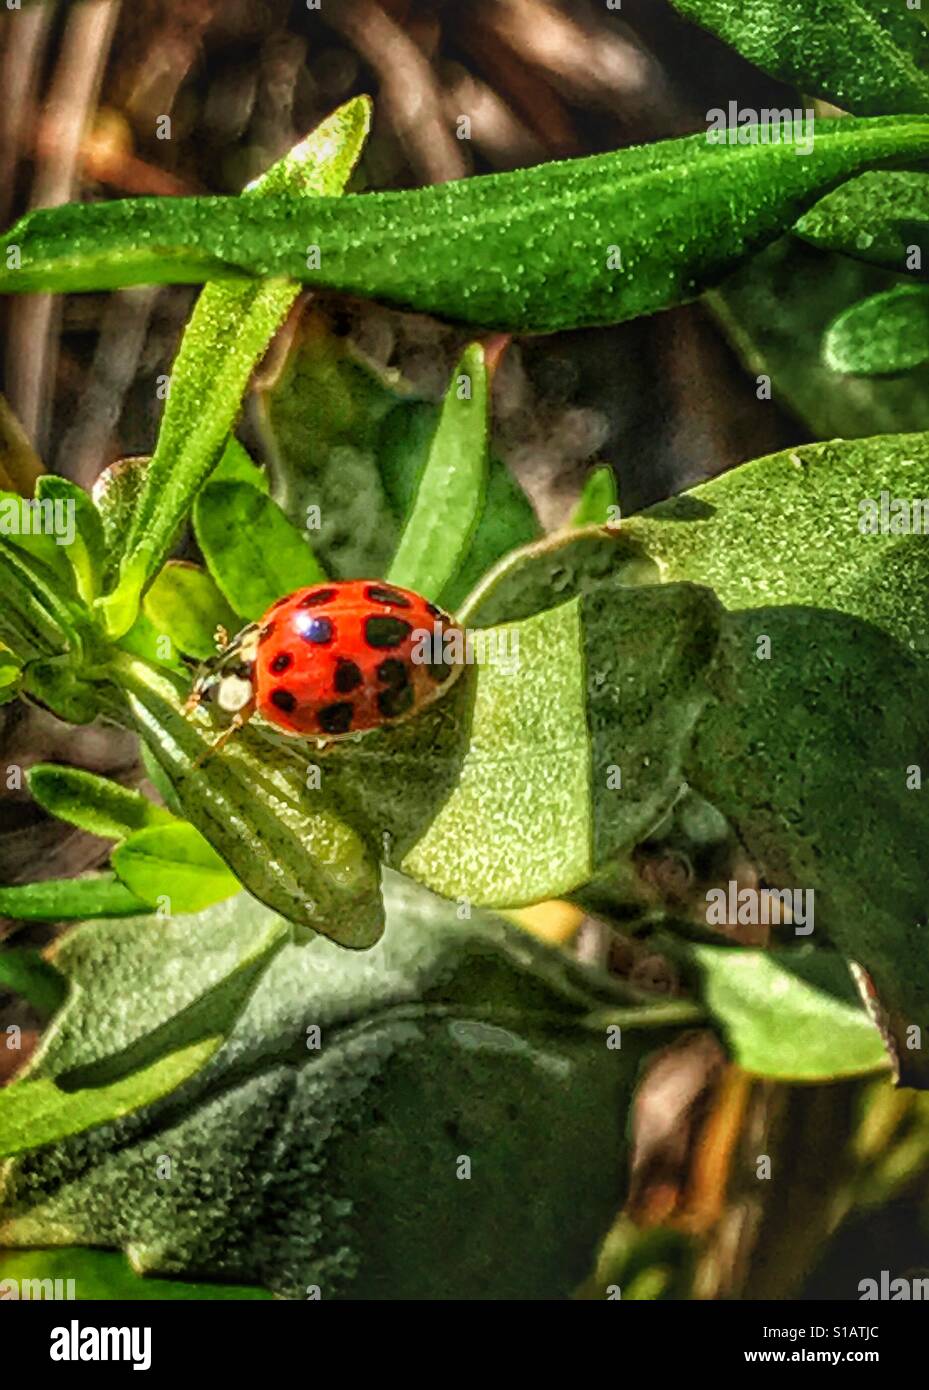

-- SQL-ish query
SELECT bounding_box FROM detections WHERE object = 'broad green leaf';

[623,433,929,662]
[0,875,678,1299]
[142,559,240,660]
[387,343,488,599]
[96,97,372,639]
[321,582,723,907]
[571,466,619,527]
[686,944,890,1081]
[208,436,269,492]
[0,875,149,921]
[669,0,929,116]
[0,1248,272,1300]
[193,480,325,620]
[34,475,104,603]
[0,949,66,1019]
[5,117,928,327]
[796,171,929,275]
[824,285,929,374]
[685,605,929,1086]
[0,1038,221,1158]
[112,823,240,914]
[112,654,385,946]
[709,237,929,440]
[27,763,173,840]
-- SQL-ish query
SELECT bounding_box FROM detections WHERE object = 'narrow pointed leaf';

[27,763,173,841]
[0,875,149,921]
[95,97,371,638]
[4,117,928,331]
[571,466,618,527]
[387,343,488,599]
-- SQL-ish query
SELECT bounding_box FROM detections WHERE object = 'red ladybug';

[186,580,464,755]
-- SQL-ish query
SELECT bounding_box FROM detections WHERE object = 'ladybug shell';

[253,580,462,738]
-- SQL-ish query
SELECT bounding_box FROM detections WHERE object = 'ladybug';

[185,580,464,757]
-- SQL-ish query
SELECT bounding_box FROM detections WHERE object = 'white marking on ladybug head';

[217,674,254,713]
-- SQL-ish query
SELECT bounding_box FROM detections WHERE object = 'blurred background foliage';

[1,0,929,1300]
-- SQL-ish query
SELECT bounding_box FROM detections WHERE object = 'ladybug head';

[185,623,259,722]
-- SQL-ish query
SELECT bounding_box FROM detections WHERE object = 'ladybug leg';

[194,706,254,767]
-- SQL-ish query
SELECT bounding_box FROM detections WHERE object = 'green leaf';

[208,436,269,492]
[89,455,149,589]
[669,0,929,116]
[439,454,541,612]
[685,605,929,1086]
[0,1248,272,1300]
[0,875,149,921]
[0,490,77,595]
[824,285,929,375]
[34,475,104,603]
[571,466,619,527]
[6,117,928,328]
[708,237,929,440]
[96,97,371,639]
[0,949,66,1019]
[112,654,385,946]
[0,875,678,1299]
[27,763,173,840]
[386,343,489,599]
[796,171,929,276]
[686,944,890,1081]
[322,581,722,908]
[193,480,326,620]
[623,432,929,662]
[254,306,408,578]
[142,559,240,660]
[0,538,81,662]
[111,823,240,914]
[0,1038,221,1159]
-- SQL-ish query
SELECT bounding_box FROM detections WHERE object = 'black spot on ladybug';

[297,614,335,645]
[365,584,412,608]
[259,621,276,642]
[318,701,354,734]
[365,615,411,648]
[298,587,337,607]
[378,683,415,719]
[427,655,454,684]
[270,688,297,714]
[334,658,363,694]
[376,657,409,689]
[270,652,293,674]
